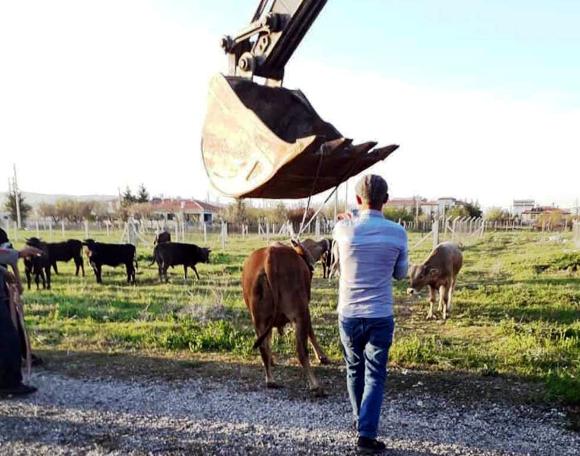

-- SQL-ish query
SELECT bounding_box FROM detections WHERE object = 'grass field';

[13,229,580,407]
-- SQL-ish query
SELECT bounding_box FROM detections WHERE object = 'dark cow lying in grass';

[83,239,137,284]
[242,241,329,394]
[24,238,52,290]
[151,242,211,282]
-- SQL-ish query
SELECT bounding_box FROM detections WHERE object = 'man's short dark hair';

[0,228,9,246]
[355,175,389,208]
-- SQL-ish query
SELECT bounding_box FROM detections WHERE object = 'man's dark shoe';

[357,436,386,454]
[31,353,44,367]
[0,384,37,398]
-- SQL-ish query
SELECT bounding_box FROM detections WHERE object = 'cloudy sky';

[1,0,578,209]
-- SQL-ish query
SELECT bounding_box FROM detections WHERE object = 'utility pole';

[12,164,22,229]
[415,196,419,225]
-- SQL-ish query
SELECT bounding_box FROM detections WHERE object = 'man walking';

[1,228,41,397]
[333,175,408,454]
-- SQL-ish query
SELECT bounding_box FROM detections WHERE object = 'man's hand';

[337,212,354,221]
[18,246,43,259]
[4,268,24,294]
[4,269,17,284]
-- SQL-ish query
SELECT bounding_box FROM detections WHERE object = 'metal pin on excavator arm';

[201,0,399,199]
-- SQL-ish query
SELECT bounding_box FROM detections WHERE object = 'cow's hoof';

[426,314,435,320]
[266,382,282,389]
[310,387,326,398]
[318,356,331,366]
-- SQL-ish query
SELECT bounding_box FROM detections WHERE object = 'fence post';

[220,221,226,249]
[84,219,89,239]
[432,218,440,249]
[203,222,207,243]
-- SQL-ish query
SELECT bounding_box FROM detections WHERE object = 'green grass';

[13,230,580,405]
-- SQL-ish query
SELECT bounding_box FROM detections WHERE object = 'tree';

[446,206,469,218]
[272,201,288,224]
[37,202,61,223]
[287,207,315,231]
[484,207,510,222]
[383,207,414,223]
[136,184,150,203]
[121,187,137,207]
[3,190,31,224]
[463,201,482,218]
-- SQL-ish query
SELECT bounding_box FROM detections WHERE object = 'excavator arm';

[201,0,399,199]
[221,0,327,85]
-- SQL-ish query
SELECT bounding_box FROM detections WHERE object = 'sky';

[0,0,578,210]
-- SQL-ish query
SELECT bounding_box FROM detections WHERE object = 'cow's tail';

[252,251,279,350]
[148,245,157,267]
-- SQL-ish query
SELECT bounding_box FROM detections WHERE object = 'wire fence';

[1,215,576,250]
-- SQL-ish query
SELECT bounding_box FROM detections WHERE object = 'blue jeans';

[339,316,395,439]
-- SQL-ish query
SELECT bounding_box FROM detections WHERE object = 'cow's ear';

[290,239,299,247]
[429,268,440,277]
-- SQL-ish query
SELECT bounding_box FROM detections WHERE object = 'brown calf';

[407,242,463,320]
[242,240,329,393]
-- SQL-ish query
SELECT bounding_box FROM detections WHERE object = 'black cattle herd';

[23,231,211,289]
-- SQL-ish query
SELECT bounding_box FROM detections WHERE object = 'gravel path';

[0,372,577,455]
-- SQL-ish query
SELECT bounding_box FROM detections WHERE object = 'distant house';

[385,197,439,217]
[521,206,570,225]
[150,198,222,224]
[437,197,458,214]
[512,199,535,217]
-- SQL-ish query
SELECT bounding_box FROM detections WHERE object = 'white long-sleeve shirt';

[333,209,408,319]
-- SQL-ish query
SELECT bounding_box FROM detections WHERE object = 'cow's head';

[291,239,315,274]
[82,239,97,255]
[25,237,43,248]
[199,247,211,263]
[407,264,440,296]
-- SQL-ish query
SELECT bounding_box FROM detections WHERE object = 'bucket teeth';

[319,137,352,156]
[347,144,400,176]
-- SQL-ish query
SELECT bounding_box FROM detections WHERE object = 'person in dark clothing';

[0,228,42,397]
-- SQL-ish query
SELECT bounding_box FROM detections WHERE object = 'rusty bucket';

[201,73,398,199]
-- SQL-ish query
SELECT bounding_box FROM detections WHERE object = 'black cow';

[83,239,137,284]
[24,238,52,290]
[153,242,211,282]
[45,239,84,276]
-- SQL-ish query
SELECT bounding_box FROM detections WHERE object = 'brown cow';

[301,238,332,278]
[242,240,329,393]
[407,242,463,320]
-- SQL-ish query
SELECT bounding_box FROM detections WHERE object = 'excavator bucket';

[201,74,399,199]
